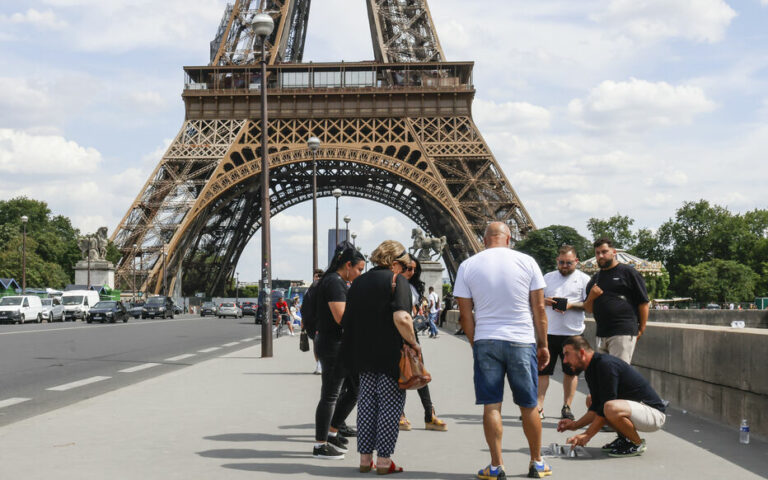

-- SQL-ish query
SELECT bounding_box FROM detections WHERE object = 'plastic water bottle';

[739,419,750,444]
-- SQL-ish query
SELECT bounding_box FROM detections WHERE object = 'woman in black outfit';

[342,240,420,474]
[398,257,447,432]
[312,242,366,459]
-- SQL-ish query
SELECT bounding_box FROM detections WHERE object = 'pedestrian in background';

[454,221,552,479]
[538,244,590,421]
[399,257,447,432]
[584,238,649,364]
[312,243,366,460]
[427,286,440,338]
[341,240,418,474]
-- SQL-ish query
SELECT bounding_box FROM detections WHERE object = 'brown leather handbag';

[398,343,431,390]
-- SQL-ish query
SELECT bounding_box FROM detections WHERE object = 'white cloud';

[568,78,716,131]
[593,0,737,43]
[272,213,312,233]
[38,0,227,53]
[358,216,407,238]
[1,8,67,30]
[128,91,168,112]
[0,129,102,174]
[473,99,551,132]
[556,193,615,215]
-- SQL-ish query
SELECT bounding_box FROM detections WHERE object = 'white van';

[0,295,44,324]
[61,290,102,322]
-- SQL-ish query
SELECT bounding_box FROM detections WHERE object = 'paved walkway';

[0,329,766,479]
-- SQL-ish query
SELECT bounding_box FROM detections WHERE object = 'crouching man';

[556,335,666,457]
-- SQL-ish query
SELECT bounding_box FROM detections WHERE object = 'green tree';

[0,197,81,281]
[586,214,637,249]
[0,236,70,289]
[677,259,759,303]
[515,225,591,272]
[630,228,664,261]
[642,267,670,301]
[106,241,122,265]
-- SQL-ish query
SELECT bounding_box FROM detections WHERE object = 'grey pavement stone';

[0,330,765,479]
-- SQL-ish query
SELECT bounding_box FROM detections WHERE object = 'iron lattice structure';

[111,0,535,296]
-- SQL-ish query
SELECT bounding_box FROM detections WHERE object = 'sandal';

[376,460,404,475]
[398,416,412,431]
[360,460,375,473]
[425,415,447,431]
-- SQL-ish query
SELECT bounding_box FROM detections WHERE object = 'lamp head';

[253,12,274,38]
[343,215,351,225]
[332,188,342,199]
[307,136,320,152]
[21,215,28,223]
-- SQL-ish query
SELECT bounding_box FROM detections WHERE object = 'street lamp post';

[332,188,342,247]
[235,272,240,305]
[132,243,137,303]
[351,232,357,247]
[343,215,351,242]
[307,136,320,274]
[139,250,143,300]
[162,245,168,297]
[254,5,275,358]
[87,234,91,289]
[21,216,28,294]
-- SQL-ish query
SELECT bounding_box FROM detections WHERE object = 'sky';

[1,0,768,285]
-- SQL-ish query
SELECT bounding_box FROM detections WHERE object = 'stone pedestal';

[419,261,445,300]
[74,260,115,289]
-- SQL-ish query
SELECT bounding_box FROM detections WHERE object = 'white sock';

[314,442,326,448]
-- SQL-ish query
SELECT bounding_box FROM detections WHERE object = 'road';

[0,314,264,427]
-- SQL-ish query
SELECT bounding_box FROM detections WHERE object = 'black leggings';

[315,347,359,441]
[409,324,434,422]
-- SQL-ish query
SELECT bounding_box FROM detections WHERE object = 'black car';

[241,301,256,316]
[87,301,128,323]
[143,296,174,319]
[127,302,146,319]
[173,304,183,315]
[200,302,217,317]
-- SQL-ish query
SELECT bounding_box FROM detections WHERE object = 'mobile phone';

[553,297,567,311]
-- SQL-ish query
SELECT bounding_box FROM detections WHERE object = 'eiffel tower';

[111,0,536,296]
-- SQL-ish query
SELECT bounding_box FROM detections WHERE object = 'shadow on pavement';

[279,423,314,430]
[221,462,475,479]
[197,448,309,460]
[205,433,312,443]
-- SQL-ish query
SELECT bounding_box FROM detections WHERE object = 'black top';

[585,352,665,417]
[315,272,348,354]
[342,267,412,380]
[586,263,649,337]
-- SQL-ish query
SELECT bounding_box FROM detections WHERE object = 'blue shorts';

[472,339,538,407]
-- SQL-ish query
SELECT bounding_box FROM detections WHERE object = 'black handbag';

[299,329,310,352]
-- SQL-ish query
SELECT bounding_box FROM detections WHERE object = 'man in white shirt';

[427,286,440,338]
[539,245,590,422]
[454,222,552,480]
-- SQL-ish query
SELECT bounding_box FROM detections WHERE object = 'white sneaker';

[290,331,295,336]
[314,362,322,375]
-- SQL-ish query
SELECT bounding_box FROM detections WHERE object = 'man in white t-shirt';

[539,245,590,422]
[427,286,440,338]
[454,222,552,480]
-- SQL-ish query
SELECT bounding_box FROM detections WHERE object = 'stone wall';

[648,309,768,328]
[443,310,767,438]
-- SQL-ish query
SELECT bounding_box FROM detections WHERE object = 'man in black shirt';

[584,238,649,364]
[556,336,666,457]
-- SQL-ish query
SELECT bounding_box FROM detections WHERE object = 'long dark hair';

[324,241,365,277]
[409,257,425,301]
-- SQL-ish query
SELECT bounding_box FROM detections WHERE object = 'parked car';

[200,302,217,317]
[173,304,183,315]
[87,301,129,323]
[217,302,242,318]
[0,295,44,324]
[41,298,64,322]
[61,290,101,322]
[241,301,257,316]
[143,296,174,319]
[706,303,722,310]
[127,301,146,319]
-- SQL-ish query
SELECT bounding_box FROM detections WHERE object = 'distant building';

[327,228,350,266]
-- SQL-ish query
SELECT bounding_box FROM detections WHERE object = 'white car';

[61,290,101,321]
[0,295,44,324]
[217,302,242,318]
[41,298,64,322]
